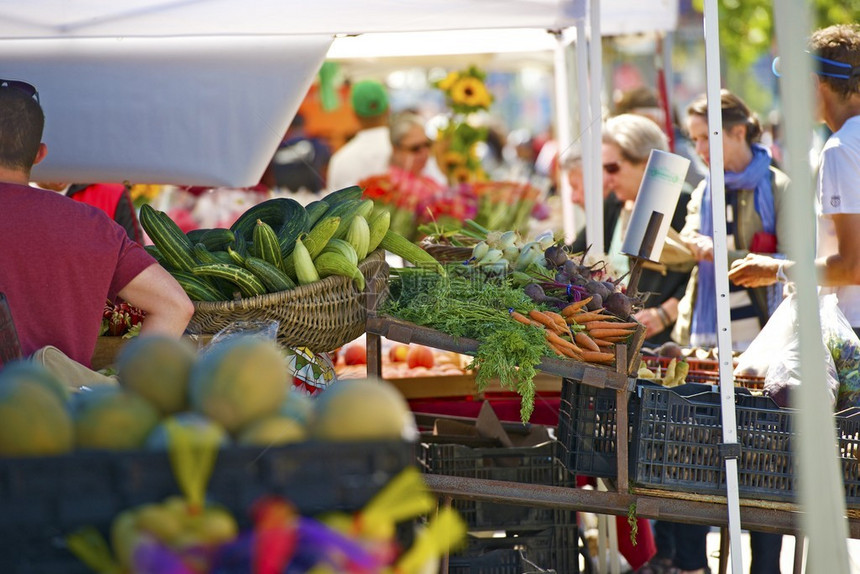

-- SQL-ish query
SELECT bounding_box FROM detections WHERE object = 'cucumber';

[244,256,296,293]
[292,237,320,286]
[314,251,365,290]
[380,230,446,276]
[139,204,196,272]
[305,200,330,228]
[191,263,267,298]
[252,219,285,272]
[282,216,341,280]
[169,271,226,302]
[320,185,363,207]
[198,228,235,251]
[367,210,391,253]
[229,198,308,257]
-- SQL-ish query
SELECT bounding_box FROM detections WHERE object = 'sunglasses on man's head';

[603,161,621,175]
[399,141,432,154]
[0,79,39,104]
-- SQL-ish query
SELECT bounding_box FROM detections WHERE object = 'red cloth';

[0,184,155,366]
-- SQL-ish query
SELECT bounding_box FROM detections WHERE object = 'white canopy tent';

[0,0,677,187]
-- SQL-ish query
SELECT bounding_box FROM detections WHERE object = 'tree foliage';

[690,0,860,114]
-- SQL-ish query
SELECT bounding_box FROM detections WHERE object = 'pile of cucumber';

[140,186,444,302]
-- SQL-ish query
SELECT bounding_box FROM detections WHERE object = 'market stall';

[8,0,854,572]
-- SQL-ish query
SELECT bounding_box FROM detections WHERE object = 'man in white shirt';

[326,80,391,191]
[729,24,860,336]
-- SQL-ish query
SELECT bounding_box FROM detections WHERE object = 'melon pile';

[0,335,417,457]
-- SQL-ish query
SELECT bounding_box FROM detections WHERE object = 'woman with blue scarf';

[663,89,790,574]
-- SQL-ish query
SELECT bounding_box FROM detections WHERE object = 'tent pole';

[771,2,851,571]
[701,1,744,571]
[587,0,604,255]
[575,18,598,252]
[554,29,576,244]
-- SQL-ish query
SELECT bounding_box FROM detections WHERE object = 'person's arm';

[817,212,860,286]
[118,263,194,337]
[730,213,860,288]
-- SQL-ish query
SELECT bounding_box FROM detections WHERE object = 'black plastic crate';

[556,378,641,478]
[632,385,860,506]
[836,408,860,506]
[451,524,582,574]
[418,441,574,531]
[0,440,415,572]
[448,548,524,574]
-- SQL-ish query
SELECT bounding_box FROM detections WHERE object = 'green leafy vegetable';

[382,265,550,422]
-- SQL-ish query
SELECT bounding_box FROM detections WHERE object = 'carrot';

[588,328,635,339]
[561,296,593,317]
[546,340,566,357]
[567,311,608,324]
[584,321,640,330]
[603,335,631,343]
[574,332,601,353]
[543,310,568,330]
[545,330,583,354]
[592,338,615,348]
[510,310,534,327]
[580,350,616,364]
[557,344,582,360]
[529,309,565,334]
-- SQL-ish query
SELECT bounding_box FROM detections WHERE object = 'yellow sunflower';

[450,77,492,109]
[436,71,460,92]
[452,166,474,184]
[442,150,467,172]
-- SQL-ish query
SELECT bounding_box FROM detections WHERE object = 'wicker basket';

[186,249,389,352]
[420,241,473,263]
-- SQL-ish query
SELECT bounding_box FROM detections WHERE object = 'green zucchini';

[252,219,285,272]
[320,185,363,207]
[191,263,267,298]
[380,230,446,276]
[229,198,309,258]
[244,256,296,293]
[305,200,330,228]
[198,228,235,251]
[313,251,365,290]
[169,270,226,302]
[139,204,196,272]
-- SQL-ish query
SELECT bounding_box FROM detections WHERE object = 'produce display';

[0,332,459,572]
[381,228,644,423]
[139,186,445,303]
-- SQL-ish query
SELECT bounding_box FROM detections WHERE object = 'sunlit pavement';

[705,529,860,573]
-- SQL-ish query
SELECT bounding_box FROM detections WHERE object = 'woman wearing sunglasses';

[596,113,694,346]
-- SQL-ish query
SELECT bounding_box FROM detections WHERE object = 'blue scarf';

[691,144,775,340]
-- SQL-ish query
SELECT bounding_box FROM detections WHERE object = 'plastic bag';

[198,319,279,358]
[820,294,860,410]
[734,293,841,409]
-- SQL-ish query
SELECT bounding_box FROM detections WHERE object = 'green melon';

[237,415,307,446]
[116,335,197,415]
[0,359,70,406]
[279,389,315,426]
[189,336,288,434]
[74,386,161,450]
[309,377,417,442]
[0,372,74,456]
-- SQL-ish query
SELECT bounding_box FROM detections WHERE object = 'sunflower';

[436,71,460,92]
[452,166,474,184]
[449,77,493,110]
[442,150,467,172]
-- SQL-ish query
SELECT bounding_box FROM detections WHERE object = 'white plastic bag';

[734,293,840,408]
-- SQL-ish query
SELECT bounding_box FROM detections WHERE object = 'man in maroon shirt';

[0,79,193,370]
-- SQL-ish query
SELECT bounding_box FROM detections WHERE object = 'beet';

[555,271,571,284]
[544,245,568,268]
[604,292,634,318]
[585,293,603,311]
[523,283,547,303]
[585,280,612,300]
